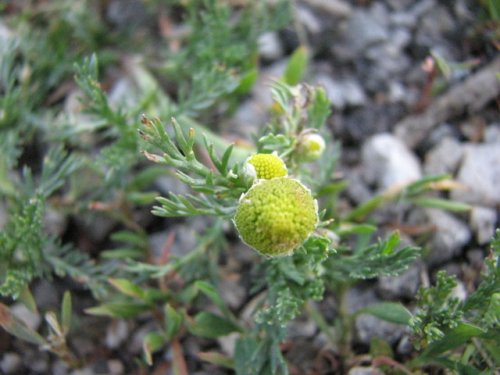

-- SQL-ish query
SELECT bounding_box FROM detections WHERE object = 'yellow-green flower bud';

[234,177,318,257]
[297,133,325,162]
[246,153,287,180]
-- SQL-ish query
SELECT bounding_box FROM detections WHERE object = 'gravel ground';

[1,0,499,374]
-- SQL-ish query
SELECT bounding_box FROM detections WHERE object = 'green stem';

[336,283,354,359]
[305,301,337,345]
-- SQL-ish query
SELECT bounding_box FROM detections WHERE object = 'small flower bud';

[234,177,318,257]
[246,153,288,180]
[297,133,325,162]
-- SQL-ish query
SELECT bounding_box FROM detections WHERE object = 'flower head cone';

[234,177,318,257]
[246,153,287,180]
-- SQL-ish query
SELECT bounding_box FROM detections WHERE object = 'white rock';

[217,332,239,357]
[452,281,467,302]
[346,9,389,54]
[470,206,497,245]
[348,366,384,375]
[316,75,366,109]
[424,137,464,175]
[105,319,129,349]
[362,133,422,190]
[258,32,283,60]
[10,303,41,331]
[303,0,352,18]
[295,5,322,34]
[425,208,471,266]
[317,74,345,109]
[451,143,500,206]
[0,353,22,374]
[484,124,500,143]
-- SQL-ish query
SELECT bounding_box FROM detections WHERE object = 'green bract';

[234,177,318,257]
[246,153,287,180]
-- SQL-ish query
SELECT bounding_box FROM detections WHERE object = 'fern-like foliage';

[0,147,81,298]
[140,116,251,219]
[164,0,291,116]
[43,238,110,299]
[326,232,421,283]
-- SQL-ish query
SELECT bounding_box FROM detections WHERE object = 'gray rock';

[0,201,7,230]
[155,173,190,197]
[0,353,22,374]
[424,137,464,175]
[219,276,246,310]
[424,208,471,266]
[317,73,345,109]
[341,79,367,107]
[27,354,49,373]
[346,288,410,345]
[451,143,500,206]
[105,320,129,349]
[345,168,373,205]
[230,99,268,139]
[385,0,414,11]
[303,0,352,18]
[467,249,485,269]
[338,104,405,143]
[319,75,367,110]
[355,314,406,345]
[484,124,500,143]
[149,225,195,259]
[44,207,67,236]
[106,0,149,28]
[390,27,412,50]
[362,44,411,92]
[362,133,422,190]
[348,367,384,375]
[346,8,389,54]
[426,123,460,148]
[414,4,455,55]
[70,368,94,375]
[52,360,69,375]
[127,322,157,354]
[469,206,497,245]
[107,359,125,375]
[10,303,41,330]
[295,5,323,34]
[452,281,468,302]
[409,0,437,19]
[258,32,284,61]
[217,332,239,357]
[390,11,417,28]
[287,315,317,338]
[33,280,60,310]
[346,287,378,314]
[108,78,137,110]
[377,263,421,300]
[388,81,407,103]
[397,335,413,356]
[0,22,14,40]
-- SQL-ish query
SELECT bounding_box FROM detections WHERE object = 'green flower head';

[246,153,287,180]
[297,133,326,162]
[234,177,318,257]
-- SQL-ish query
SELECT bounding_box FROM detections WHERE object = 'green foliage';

[0,147,83,298]
[326,232,421,283]
[2,2,496,375]
[163,0,291,116]
[409,229,500,371]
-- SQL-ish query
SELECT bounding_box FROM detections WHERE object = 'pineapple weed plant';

[0,1,499,374]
